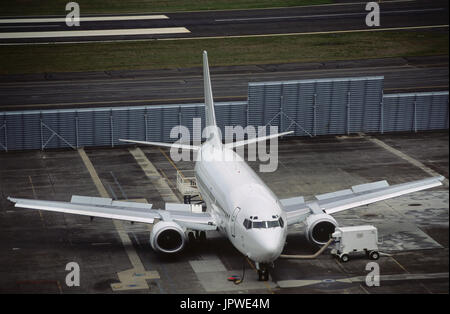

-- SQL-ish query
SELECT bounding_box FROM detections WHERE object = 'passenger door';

[230,207,241,238]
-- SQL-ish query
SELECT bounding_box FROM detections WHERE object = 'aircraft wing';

[7,195,216,231]
[281,176,444,226]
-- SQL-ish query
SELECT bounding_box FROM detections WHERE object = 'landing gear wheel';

[340,254,350,263]
[369,251,380,260]
[258,269,269,281]
[188,232,196,243]
[198,231,206,241]
[257,264,270,281]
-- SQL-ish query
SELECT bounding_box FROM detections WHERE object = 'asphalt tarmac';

[0,0,448,44]
[0,55,448,111]
[0,131,447,293]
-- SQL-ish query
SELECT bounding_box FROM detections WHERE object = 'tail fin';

[203,51,222,146]
[203,51,217,128]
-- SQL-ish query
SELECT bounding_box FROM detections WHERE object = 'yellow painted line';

[391,256,409,274]
[28,175,37,198]
[158,147,186,179]
[77,149,109,197]
[56,280,63,294]
[157,25,450,41]
[28,175,44,225]
[158,167,176,190]
[359,284,370,294]
[77,148,160,291]
[245,257,274,294]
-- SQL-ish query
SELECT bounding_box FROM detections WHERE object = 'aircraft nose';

[254,230,284,262]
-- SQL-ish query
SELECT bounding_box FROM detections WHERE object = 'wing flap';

[279,196,310,225]
[351,180,389,193]
[320,176,444,214]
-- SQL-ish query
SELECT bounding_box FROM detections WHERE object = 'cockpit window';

[252,221,267,229]
[247,218,284,229]
[267,220,280,228]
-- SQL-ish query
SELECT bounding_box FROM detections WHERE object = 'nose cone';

[252,230,285,263]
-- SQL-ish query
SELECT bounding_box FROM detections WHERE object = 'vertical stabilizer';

[202,51,221,146]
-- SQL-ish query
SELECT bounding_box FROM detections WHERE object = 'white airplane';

[8,51,444,281]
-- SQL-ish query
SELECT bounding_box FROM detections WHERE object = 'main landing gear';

[188,230,206,242]
[255,262,273,281]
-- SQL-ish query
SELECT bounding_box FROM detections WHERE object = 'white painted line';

[302,8,444,19]
[366,136,449,187]
[0,25,60,29]
[215,8,444,22]
[0,15,169,24]
[0,27,190,39]
[157,25,450,41]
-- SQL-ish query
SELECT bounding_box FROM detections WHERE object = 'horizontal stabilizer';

[119,139,200,151]
[224,131,293,149]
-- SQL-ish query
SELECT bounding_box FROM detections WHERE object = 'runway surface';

[0,131,447,293]
[0,0,448,44]
[0,55,447,111]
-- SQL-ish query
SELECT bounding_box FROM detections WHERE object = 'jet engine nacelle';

[305,213,338,246]
[150,221,186,254]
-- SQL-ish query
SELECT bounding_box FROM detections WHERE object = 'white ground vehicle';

[331,225,381,262]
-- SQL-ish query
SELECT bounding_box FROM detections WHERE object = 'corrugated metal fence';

[382,92,449,133]
[248,76,384,136]
[0,102,247,151]
[0,76,448,152]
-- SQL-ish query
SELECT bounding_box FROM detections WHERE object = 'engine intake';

[305,213,338,246]
[150,221,186,254]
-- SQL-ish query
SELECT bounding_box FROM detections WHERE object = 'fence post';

[313,93,317,137]
[347,91,351,135]
[280,94,284,133]
[40,117,44,151]
[144,113,148,141]
[380,97,384,134]
[110,113,114,147]
[414,99,417,133]
[75,115,79,148]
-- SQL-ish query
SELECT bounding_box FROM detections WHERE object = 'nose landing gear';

[255,262,272,281]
